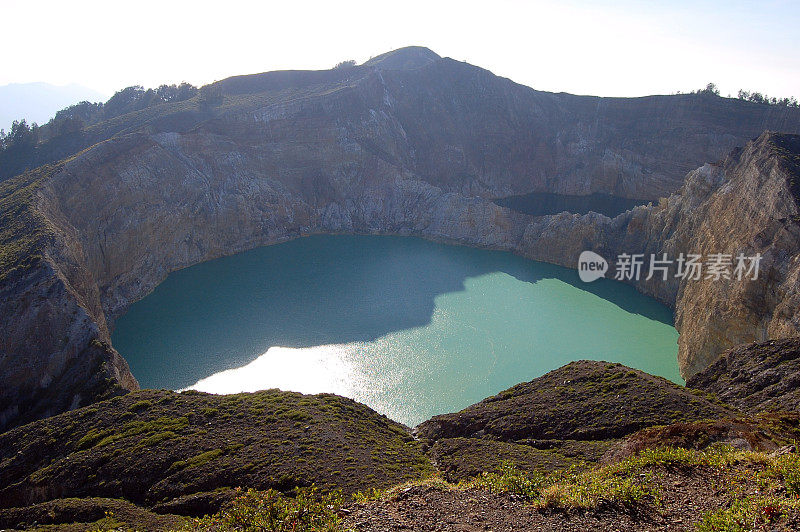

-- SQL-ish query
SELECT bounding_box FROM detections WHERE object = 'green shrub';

[139,431,177,447]
[772,453,800,496]
[535,466,657,511]
[128,400,153,411]
[352,487,383,503]
[696,497,785,532]
[470,461,546,500]
[169,448,224,472]
[76,428,115,450]
[188,486,345,531]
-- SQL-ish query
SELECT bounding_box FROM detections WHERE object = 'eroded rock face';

[639,135,798,375]
[687,337,800,413]
[0,167,137,429]
[667,137,800,375]
[2,47,800,430]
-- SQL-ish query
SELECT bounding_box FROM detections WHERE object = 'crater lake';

[112,235,680,426]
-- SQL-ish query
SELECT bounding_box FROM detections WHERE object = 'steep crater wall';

[3,128,797,433]
[3,51,800,430]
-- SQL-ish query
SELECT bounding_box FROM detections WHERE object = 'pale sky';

[3,0,799,99]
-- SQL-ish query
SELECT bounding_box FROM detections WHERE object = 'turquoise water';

[112,235,680,426]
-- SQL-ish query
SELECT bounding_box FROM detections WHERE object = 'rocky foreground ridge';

[1,46,800,430]
[1,340,799,530]
[688,337,800,413]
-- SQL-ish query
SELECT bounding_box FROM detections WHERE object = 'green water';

[112,235,680,426]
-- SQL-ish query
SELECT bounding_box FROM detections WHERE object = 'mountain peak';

[363,46,440,70]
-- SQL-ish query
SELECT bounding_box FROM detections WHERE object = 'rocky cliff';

[688,336,800,413]
[515,131,800,376]
[2,46,800,430]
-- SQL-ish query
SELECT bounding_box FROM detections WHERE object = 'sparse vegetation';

[188,486,346,531]
[187,446,800,531]
[737,89,799,108]
[468,456,657,510]
[352,487,385,504]
[0,163,59,282]
[469,461,547,500]
[169,448,224,472]
[686,82,799,107]
[697,497,789,532]
[0,388,433,518]
[198,84,224,110]
[333,59,357,69]
[463,446,800,528]
[0,83,200,181]
[3,363,800,530]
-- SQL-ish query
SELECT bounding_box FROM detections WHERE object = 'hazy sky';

[4,0,799,99]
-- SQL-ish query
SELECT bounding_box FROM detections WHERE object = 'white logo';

[578,251,608,282]
[578,250,762,283]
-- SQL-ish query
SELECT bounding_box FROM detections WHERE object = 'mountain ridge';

[4,47,800,197]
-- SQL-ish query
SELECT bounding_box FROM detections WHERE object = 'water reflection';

[114,235,680,426]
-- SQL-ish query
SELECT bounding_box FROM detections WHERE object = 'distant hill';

[0,82,107,131]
